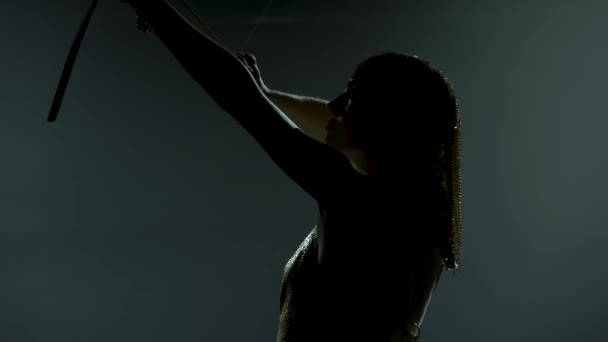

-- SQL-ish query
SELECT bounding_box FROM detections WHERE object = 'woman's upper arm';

[267,127,361,203]
[170,43,362,201]
[231,92,362,204]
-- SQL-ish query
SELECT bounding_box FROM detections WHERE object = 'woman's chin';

[324,132,348,150]
[324,134,337,147]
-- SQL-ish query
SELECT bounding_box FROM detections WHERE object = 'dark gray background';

[1,0,606,341]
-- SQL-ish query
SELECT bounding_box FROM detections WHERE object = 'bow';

[47,0,274,122]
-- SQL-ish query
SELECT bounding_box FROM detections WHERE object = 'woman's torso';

[276,195,444,342]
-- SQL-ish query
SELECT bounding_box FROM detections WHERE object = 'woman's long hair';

[350,52,463,271]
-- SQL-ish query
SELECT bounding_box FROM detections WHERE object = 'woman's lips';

[326,119,338,131]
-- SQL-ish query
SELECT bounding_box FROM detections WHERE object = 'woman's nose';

[327,92,349,117]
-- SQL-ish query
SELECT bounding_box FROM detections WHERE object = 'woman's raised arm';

[125,0,365,204]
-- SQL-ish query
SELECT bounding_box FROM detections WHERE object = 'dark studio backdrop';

[1,0,606,341]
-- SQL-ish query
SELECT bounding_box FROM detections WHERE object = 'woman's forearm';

[144,0,261,115]
[265,89,331,143]
[139,1,331,142]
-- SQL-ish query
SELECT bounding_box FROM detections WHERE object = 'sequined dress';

[275,198,443,342]
[247,128,444,342]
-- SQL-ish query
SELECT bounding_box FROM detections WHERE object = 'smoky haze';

[1,0,606,341]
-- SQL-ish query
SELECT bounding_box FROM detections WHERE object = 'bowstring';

[240,0,274,53]
[176,0,226,48]
[175,0,274,53]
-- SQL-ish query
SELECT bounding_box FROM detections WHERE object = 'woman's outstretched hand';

[235,53,269,94]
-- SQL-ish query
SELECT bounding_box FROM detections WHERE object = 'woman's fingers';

[236,52,257,66]
[235,54,255,75]
[235,52,267,91]
[244,53,256,64]
[235,53,249,66]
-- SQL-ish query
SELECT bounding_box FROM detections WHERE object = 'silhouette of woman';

[125,1,462,341]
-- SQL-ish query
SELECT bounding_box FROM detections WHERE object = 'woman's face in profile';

[325,80,359,150]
